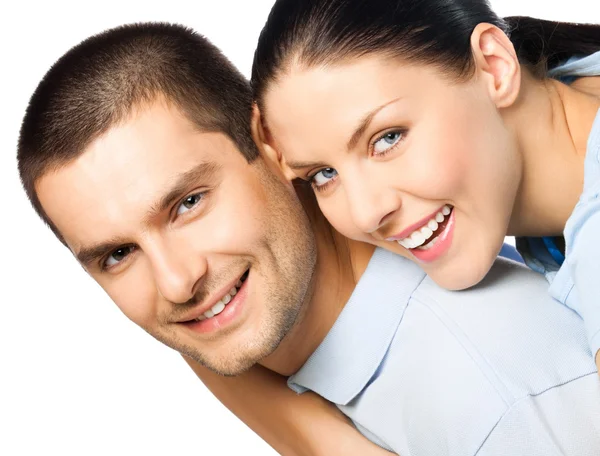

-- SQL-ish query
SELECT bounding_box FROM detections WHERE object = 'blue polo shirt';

[289,249,600,455]
[517,51,600,360]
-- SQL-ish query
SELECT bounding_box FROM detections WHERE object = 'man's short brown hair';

[17,22,257,240]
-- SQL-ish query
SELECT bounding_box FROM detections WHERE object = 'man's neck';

[261,215,375,376]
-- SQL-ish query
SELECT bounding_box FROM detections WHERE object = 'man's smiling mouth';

[196,270,249,321]
[178,269,250,324]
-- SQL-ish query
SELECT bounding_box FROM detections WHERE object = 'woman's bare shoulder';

[571,76,600,98]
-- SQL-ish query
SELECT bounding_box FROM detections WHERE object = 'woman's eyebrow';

[286,97,404,171]
[346,97,403,150]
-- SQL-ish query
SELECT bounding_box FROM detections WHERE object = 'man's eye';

[103,246,135,269]
[176,192,205,216]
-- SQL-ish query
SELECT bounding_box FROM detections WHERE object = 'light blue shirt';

[289,249,600,455]
[518,51,600,359]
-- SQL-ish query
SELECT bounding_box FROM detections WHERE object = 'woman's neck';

[507,72,600,237]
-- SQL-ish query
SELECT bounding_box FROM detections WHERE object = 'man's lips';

[176,270,248,323]
[183,276,249,335]
[386,205,448,241]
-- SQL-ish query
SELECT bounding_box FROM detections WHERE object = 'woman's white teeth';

[411,231,426,246]
[419,235,440,251]
[397,205,452,250]
[421,226,433,239]
[196,279,244,321]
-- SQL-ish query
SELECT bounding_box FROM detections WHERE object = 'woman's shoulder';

[548,50,600,82]
[549,51,600,100]
[570,76,600,98]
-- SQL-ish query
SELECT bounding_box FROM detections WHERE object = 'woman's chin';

[377,236,497,291]
[426,256,495,291]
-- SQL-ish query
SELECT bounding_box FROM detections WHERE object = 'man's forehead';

[36,104,234,255]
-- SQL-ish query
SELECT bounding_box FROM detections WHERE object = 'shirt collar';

[288,248,426,405]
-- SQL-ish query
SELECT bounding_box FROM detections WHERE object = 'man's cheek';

[107,286,157,328]
[212,210,262,250]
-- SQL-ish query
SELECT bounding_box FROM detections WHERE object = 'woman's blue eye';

[311,168,338,187]
[373,131,403,155]
[176,193,204,216]
[104,246,134,268]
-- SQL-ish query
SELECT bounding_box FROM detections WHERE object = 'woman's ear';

[250,103,297,182]
[470,23,521,109]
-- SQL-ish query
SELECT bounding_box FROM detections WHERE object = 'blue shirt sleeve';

[498,243,524,263]
[562,105,600,359]
[567,208,600,359]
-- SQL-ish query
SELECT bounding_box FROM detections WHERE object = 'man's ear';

[250,104,297,182]
[470,23,521,109]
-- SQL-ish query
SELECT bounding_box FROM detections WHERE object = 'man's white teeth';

[195,279,244,321]
[397,205,452,250]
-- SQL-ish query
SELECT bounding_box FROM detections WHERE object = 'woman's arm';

[184,357,395,455]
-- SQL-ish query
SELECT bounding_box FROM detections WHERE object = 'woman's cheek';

[399,149,463,201]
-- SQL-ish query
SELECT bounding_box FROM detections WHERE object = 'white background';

[0,1,596,454]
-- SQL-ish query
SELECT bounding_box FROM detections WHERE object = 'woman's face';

[263,56,522,290]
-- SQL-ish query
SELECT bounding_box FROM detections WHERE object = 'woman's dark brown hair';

[251,0,600,107]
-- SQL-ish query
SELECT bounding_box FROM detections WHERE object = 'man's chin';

[159,299,301,376]
[181,342,278,377]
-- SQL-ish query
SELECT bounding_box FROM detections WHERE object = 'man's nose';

[148,240,208,304]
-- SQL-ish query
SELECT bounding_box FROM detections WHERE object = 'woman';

[251,0,600,358]
[193,0,600,454]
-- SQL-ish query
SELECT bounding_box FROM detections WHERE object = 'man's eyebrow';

[76,238,129,267]
[75,162,221,267]
[346,97,403,151]
[285,160,328,171]
[146,161,221,223]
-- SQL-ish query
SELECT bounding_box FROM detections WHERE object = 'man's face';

[36,100,317,375]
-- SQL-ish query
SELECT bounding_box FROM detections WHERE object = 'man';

[18,23,600,455]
